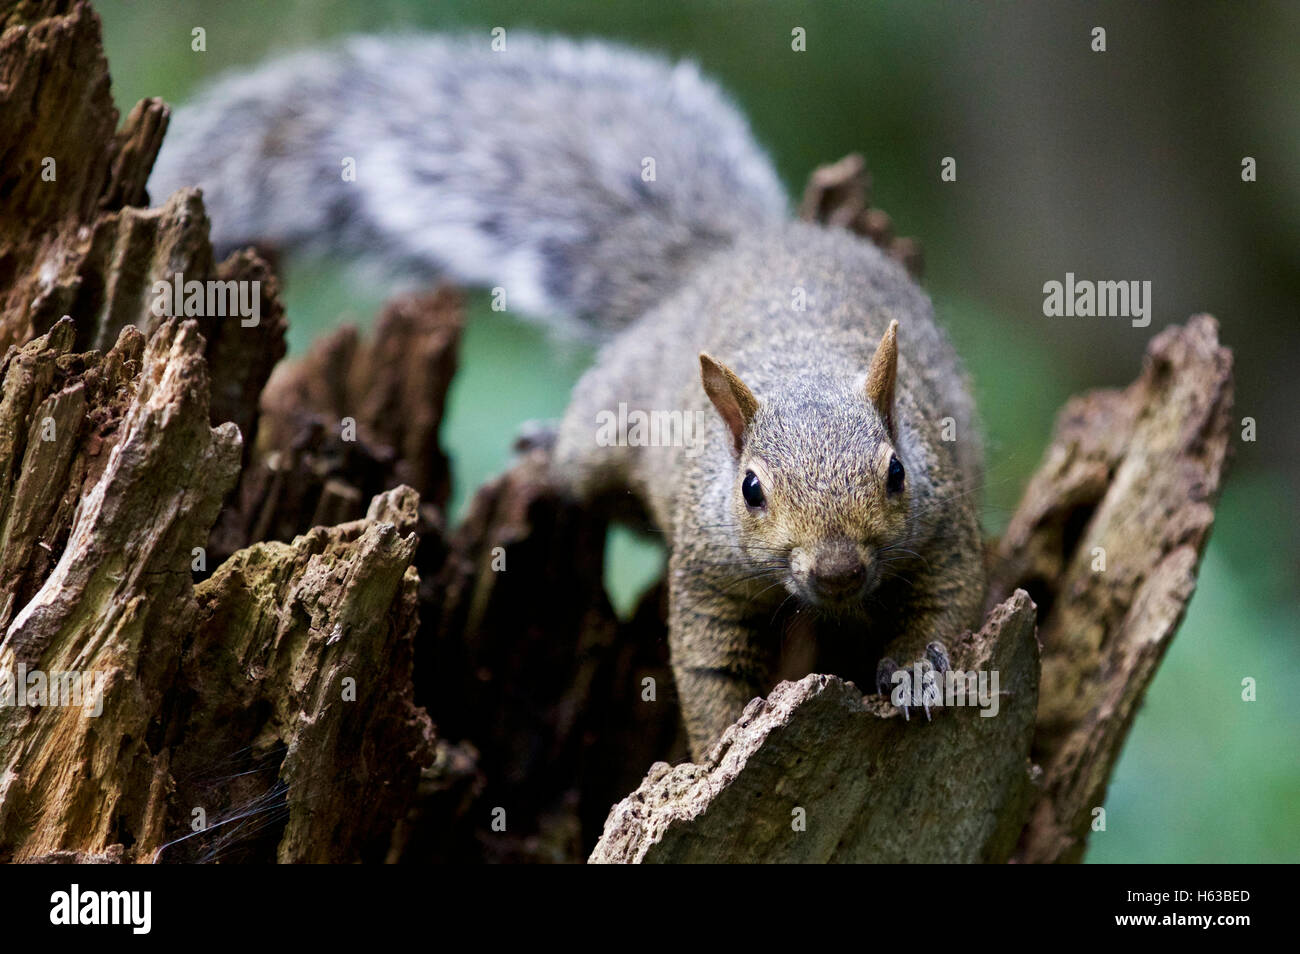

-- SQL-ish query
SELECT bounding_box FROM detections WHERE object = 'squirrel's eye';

[887,454,905,494]
[742,470,766,509]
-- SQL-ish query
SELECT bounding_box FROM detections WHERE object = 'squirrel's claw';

[925,640,951,675]
[878,639,952,722]
[923,640,949,720]
[876,656,910,720]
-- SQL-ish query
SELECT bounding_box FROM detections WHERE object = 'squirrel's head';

[700,320,919,614]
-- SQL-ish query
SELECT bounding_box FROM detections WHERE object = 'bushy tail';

[150,33,789,333]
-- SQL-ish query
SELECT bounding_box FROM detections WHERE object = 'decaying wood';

[0,318,242,860]
[0,316,436,863]
[799,153,924,279]
[591,592,1039,863]
[992,315,1234,863]
[0,3,287,440]
[396,447,685,862]
[0,0,1234,864]
[207,288,459,565]
[171,485,434,863]
[0,0,436,864]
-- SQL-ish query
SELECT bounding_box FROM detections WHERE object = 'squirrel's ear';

[700,352,759,456]
[864,319,899,439]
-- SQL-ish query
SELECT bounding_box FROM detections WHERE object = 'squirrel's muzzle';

[805,540,876,603]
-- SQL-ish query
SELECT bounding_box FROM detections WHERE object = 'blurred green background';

[97,0,1299,862]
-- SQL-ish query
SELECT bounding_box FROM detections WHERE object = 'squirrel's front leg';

[875,528,986,720]
[668,569,773,759]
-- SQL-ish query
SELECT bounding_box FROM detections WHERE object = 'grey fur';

[555,222,982,518]
[551,222,986,754]
[150,33,788,333]
[153,33,986,758]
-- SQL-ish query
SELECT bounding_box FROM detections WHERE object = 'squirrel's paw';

[513,418,559,454]
[875,640,950,722]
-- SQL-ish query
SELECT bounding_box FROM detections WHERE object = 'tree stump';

[0,1,1234,864]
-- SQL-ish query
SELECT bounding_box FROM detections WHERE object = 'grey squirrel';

[151,32,986,758]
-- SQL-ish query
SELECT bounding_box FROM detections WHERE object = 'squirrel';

[151,32,987,759]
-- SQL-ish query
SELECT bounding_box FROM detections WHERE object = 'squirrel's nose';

[809,545,868,599]
[810,564,866,599]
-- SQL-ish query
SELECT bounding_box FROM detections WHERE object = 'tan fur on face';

[732,387,910,610]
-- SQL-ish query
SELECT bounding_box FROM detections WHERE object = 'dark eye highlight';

[742,470,766,509]
[887,454,905,494]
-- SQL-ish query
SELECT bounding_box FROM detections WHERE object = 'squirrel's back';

[150,33,788,334]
